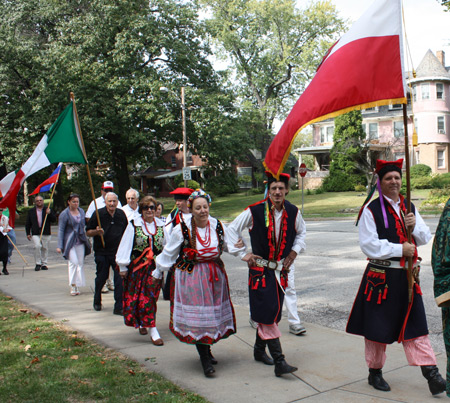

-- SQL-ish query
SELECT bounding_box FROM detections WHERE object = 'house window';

[186,152,193,165]
[389,104,403,110]
[438,149,446,169]
[438,116,446,134]
[393,121,404,138]
[171,156,177,167]
[415,151,420,164]
[413,85,417,102]
[363,107,378,113]
[437,83,444,99]
[421,83,430,100]
[368,123,378,139]
[320,126,334,143]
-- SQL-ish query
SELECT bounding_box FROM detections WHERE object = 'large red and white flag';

[264,0,406,178]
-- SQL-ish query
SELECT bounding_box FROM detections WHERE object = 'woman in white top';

[152,189,240,377]
[116,196,166,345]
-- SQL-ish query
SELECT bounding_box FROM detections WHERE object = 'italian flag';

[0,102,87,225]
[264,0,406,178]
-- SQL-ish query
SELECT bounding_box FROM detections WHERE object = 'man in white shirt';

[346,159,445,396]
[227,172,306,377]
[122,188,140,221]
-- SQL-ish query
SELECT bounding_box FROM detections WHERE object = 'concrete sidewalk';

[0,234,447,402]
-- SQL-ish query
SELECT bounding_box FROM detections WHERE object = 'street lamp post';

[160,86,188,187]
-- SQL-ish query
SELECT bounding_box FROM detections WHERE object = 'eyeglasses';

[141,205,155,211]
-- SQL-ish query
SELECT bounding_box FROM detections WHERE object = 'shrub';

[422,186,450,206]
[410,176,433,189]
[431,173,450,189]
[410,164,432,178]
[323,171,362,192]
[354,184,366,192]
[205,172,239,197]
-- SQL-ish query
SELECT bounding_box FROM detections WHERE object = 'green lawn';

[0,293,208,403]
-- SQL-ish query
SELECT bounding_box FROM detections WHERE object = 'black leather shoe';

[208,346,218,365]
[421,365,446,395]
[40,265,48,270]
[2,268,9,275]
[35,265,41,271]
[93,303,102,311]
[368,368,391,391]
[113,308,123,316]
[254,332,274,365]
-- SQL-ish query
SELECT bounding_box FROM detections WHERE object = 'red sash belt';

[131,246,154,273]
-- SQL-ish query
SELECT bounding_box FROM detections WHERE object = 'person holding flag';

[25,195,57,271]
[0,207,11,275]
[346,160,445,395]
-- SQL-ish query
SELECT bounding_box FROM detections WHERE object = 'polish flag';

[264,0,406,178]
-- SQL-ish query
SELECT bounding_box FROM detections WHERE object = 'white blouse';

[153,215,238,279]
[116,216,166,272]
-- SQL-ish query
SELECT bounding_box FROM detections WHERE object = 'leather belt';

[369,259,403,269]
[255,258,286,272]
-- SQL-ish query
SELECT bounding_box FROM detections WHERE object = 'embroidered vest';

[130,221,164,262]
[174,219,225,273]
[249,199,298,260]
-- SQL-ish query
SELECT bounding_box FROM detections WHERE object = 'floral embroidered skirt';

[170,262,236,345]
[123,264,161,329]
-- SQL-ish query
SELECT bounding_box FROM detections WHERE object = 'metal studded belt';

[369,259,403,269]
[255,258,286,272]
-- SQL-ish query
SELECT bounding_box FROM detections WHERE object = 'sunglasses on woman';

[141,205,155,211]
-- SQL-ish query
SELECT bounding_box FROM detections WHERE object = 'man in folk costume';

[431,197,450,397]
[162,187,194,300]
[228,172,306,377]
[346,159,445,395]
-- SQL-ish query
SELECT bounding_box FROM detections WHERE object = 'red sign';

[299,163,307,177]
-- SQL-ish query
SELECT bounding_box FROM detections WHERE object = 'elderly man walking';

[86,192,128,315]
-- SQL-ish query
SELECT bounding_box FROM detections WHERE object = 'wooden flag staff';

[70,93,105,247]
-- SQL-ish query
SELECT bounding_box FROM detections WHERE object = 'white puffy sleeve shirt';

[116,217,167,272]
[153,215,238,279]
[226,206,306,260]
[359,196,432,259]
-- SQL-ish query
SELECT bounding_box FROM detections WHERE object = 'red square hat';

[170,187,194,200]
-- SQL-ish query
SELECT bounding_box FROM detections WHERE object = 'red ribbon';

[131,246,154,273]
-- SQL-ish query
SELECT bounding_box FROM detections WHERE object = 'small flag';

[30,163,63,195]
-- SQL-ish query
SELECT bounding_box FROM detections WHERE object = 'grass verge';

[0,293,208,403]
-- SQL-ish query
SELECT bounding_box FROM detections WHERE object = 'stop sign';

[299,163,307,177]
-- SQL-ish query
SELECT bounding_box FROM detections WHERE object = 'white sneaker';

[106,279,114,291]
[70,286,77,296]
[289,324,306,335]
[249,318,258,329]
[75,286,80,295]
[101,285,109,294]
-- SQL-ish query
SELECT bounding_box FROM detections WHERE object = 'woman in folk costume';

[116,196,166,345]
[56,194,91,295]
[346,159,445,395]
[152,189,237,377]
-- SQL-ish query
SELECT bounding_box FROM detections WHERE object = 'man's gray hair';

[105,192,119,201]
[126,188,139,199]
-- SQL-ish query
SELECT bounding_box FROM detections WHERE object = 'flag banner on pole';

[0,102,87,225]
[30,163,63,195]
[263,0,406,178]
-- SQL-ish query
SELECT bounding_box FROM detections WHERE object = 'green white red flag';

[263,0,406,178]
[0,102,87,225]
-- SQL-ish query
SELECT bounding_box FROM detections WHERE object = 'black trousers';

[94,254,123,310]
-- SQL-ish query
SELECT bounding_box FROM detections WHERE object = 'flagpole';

[6,233,29,265]
[69,92,105,248]
[403,104,413,303]
[39,165,61,244]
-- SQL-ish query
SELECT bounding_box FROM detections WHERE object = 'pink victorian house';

[295,50,450,188]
